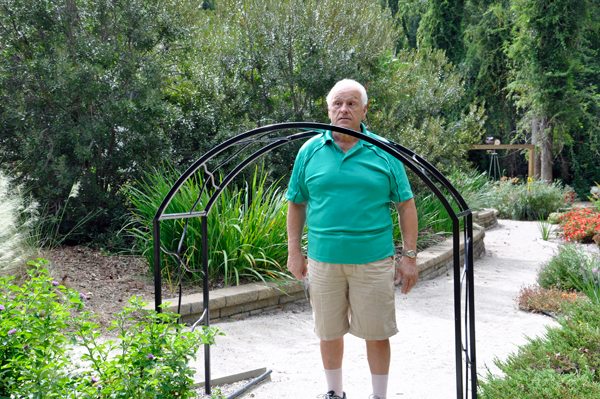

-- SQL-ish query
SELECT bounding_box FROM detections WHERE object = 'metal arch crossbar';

[151,122,478,399]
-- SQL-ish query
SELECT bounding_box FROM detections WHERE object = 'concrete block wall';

[145,224,487,324]
[472,208,499,229]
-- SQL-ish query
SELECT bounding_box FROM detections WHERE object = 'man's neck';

[332,131,360,153]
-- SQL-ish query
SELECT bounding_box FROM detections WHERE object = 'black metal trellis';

[152,122,478,399]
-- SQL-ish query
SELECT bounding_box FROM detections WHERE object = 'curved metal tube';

[150,122,477,398]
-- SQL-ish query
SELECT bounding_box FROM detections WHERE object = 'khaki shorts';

[307,256,398,341]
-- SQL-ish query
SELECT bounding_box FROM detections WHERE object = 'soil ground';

[47,247,199,332]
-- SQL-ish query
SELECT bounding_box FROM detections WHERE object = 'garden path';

[191,220,558,399]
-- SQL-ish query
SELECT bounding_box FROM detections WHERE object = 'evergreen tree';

[507,0,599,181]
[0,0,203,245]
[419,0,466,64]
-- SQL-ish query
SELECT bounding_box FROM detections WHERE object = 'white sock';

[371,374,389,398]
[324,368,343,397]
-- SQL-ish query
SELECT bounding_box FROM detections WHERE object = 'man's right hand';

[287,251,307,280]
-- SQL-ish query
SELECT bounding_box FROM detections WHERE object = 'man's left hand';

[395,256,418,294]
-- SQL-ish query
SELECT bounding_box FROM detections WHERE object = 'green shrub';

[537,244,600,291]
[479,300,600,398]
[487,178,567,221]
[127,164,290,287]
[589,182,600,209]
[445,168,492,212]
[548,212,564,224]
[0,259,220,398]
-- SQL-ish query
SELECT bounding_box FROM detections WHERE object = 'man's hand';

[287,251,307,281]
[395,256,418,294]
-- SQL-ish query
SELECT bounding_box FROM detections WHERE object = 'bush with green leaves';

[127,164,290,287]
[0,259,220,398]
[0,0,206,248]
[479,300,600,398]
[0,259,82,396]
[368,48,486,178]
[537,243,600,291]
[71,298,220,398]
[487,178,567,221]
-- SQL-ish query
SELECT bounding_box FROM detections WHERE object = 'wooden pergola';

[471,144,535,177]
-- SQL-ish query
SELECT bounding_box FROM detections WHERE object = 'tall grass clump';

[127,164,290,287]
[0,172,39,276]
[487,178,566,220]
[394,168,492,245]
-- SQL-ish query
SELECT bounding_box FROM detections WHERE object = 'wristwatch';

[402,250,417,259]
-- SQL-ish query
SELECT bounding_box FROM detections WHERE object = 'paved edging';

[145,226,488,324]
[473,208,499,229]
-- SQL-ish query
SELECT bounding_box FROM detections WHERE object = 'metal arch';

[151,122,478,399]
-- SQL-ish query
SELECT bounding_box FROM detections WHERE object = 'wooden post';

[528,147,535,178]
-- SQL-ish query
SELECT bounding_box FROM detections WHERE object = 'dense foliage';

[1,0,598,251]
[127,165,290,286]
[0,0,487,249]
[479,300,600,398]
[486,178,567,221]
[0,260,220,398]
[0,0,210,246]
[537,243,600,291]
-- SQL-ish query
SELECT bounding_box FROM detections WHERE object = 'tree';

[198,0,400,181]
[507,0,599,181]
[419,0,466,65]
[381,0,429,49]
[463,0,515,142]
[368,48,486,178]
[0,0,203,245]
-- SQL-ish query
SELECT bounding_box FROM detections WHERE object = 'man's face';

[327,87,367,132]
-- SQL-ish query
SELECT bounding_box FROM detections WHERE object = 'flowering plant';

[516,284,580,314]
[558,207,600,243]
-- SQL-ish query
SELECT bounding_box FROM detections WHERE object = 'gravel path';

[190,220,558,399]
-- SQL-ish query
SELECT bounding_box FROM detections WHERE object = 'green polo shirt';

[286,124,413,264]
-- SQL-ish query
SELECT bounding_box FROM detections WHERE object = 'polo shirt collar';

[323,123,369,146]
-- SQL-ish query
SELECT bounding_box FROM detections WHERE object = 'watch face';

[403,250,417,258]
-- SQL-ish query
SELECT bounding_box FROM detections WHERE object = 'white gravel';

[189,220,558,399]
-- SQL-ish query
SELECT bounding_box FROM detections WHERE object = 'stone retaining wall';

[414,228,486,281]
[145,226,487,324]
[472,208,499,229]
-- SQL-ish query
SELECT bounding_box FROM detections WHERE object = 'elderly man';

[285,79,419,399]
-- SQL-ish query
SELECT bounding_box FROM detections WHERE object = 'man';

[286,79,419,399]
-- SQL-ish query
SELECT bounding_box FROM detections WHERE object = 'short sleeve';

[285,149,309,203]
[389,156,414,203]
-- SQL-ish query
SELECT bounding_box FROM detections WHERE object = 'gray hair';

[326,79,368,108]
